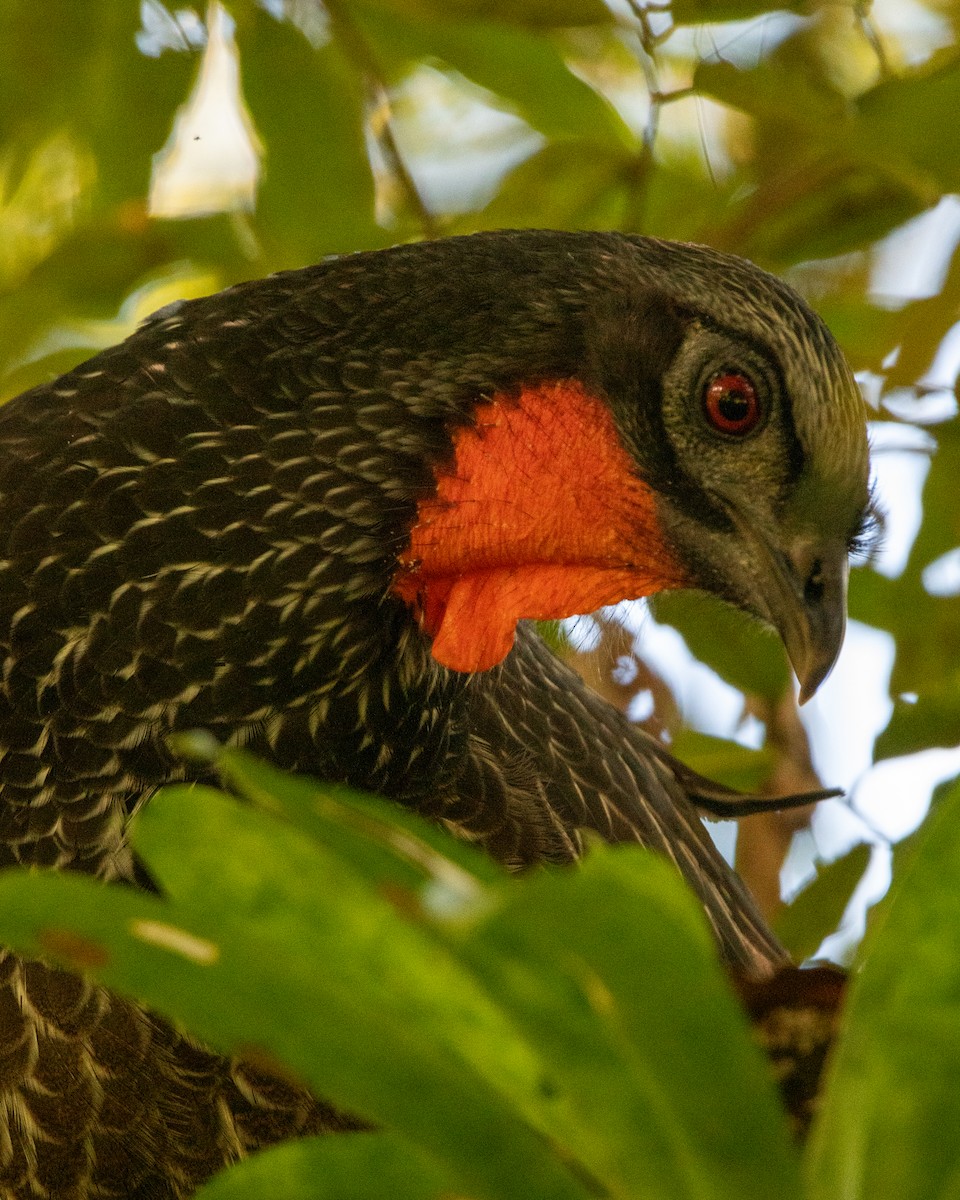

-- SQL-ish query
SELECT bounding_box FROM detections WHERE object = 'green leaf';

[174,751,803,1197]
[857,53,960,193]
[236,7,384,264]
[671,730,775,794]
[462,847,802,1200]
[0,791,593,1200]
[807,778,960,1200]
[0,1,194,211]
[206,742,504,890]
[775,843,871,962]
[672,0,806,22]
[874,686,960,762]
[355,0,613,28]
[357,8,633,148]
[462,139,636,232]
[709,155,926,269]
[0,760,801,1200]
[651,591,791,702]
[693,34,949,267]
[194,1132,456,1199]
[693,58,846,130]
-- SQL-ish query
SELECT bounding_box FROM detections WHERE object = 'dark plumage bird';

[0,230,869,1197]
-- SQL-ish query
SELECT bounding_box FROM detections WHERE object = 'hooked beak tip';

[781,552,849,706]
[796,653,837,706]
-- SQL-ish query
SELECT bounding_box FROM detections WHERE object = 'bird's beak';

[723,504,849,704]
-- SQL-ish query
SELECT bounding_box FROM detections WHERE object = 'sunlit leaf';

[236,7,384,263]
[652,591,791,702]
[462,139,635,232]
[775,843,871,962]
[461,846,802,1199]
[671,730,775,793]
[354,0,613,28]
[807,778,960,1200]
[194,1132,456,1199]
[357,8,633,148]
[206,742,504,888]
[0,769,802,1199]
[858,52,960,193]
[672,0,806,22]
[0,791,593,1200]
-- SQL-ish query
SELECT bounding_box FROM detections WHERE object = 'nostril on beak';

[804,558,825,605]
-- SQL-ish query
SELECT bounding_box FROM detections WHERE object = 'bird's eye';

[703,373,761,436]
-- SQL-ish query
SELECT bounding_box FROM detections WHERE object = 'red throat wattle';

[391,381,688,672]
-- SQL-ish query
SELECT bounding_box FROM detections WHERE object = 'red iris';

[703,373,761,436]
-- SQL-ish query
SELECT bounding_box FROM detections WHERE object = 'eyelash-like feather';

[848,480,885,563]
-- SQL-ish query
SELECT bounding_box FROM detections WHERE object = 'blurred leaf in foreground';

[0,748,799,1200]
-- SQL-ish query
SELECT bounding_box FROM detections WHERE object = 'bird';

[0,229,870,1196]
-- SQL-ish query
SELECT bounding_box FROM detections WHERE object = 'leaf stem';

[324,0,438,240]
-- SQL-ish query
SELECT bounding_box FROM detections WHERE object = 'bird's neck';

[391,381,687,672]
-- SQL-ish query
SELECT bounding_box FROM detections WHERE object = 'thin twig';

[651,86,695,104]
[619,0,677,231]
[854,0,893,80]
[324,0,438,240]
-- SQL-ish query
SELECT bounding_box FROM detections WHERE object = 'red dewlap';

[392,381,687,672]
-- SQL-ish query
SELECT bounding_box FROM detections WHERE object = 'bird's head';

[388,232,871,702]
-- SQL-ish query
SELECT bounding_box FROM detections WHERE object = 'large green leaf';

[216,744,801,1199]
[0,751,801,1200]
[775,843,872,963]
[857,52,960,193]
[353,0,613,28]
[460,849,802,1200]
[357,7,633,148]
[235,7,384,264]
[807,778,960,1200]
[672,0,807,22]
[652,591,791,702]
[0,1,194,211]
[194,1132,457,1199]
[0,791,591,1200]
